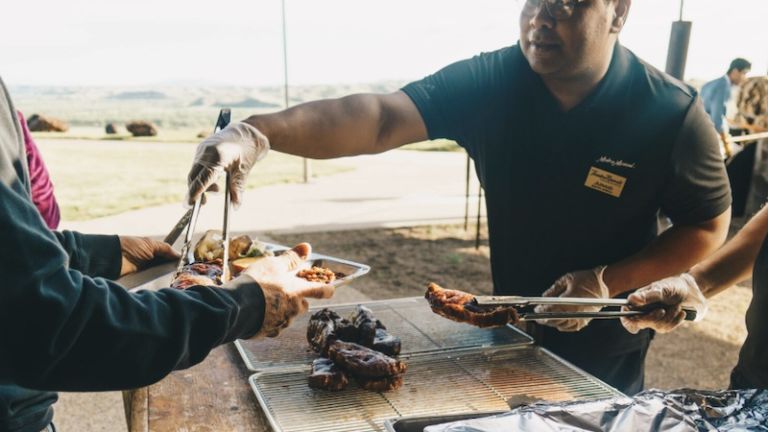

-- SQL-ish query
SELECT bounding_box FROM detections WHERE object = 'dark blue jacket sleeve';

[52,231,122,279]
[0,180,265,392]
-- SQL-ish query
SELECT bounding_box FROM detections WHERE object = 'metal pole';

[281,0,310,183]
[665,20,691,81]
[679,0,684,21]
[464,152,471,231]
[475,184,483,250]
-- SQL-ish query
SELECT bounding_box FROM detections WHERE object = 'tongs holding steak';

[327,341,407,378]
[425,283,519,328]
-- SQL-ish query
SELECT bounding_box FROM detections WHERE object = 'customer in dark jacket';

[0,76,333,432]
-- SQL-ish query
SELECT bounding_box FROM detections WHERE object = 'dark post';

[464,152,471,231]
[665,21,692,80]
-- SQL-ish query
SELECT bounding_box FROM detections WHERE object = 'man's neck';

[540,47,615,112]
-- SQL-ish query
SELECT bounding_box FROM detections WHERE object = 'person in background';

[622,203,768,389]
[17,111,60,229]
[186,0,732,395]
[727,75,768,218]
[701,58,752,158]
[0,76,334,432]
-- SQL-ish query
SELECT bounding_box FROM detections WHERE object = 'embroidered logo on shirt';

[584,166,627,198]
[596,156,636,169]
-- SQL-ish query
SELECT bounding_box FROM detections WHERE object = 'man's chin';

[523,49,565,76]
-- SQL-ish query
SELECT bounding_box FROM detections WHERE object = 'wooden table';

[123,343,270,432]
[119,259,372,432]
[119,262,272,432]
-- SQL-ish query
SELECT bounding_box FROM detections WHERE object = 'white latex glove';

[620,273,707,334]
[186,121,270,207]
[239,243,335,338]
[534,266,610,332]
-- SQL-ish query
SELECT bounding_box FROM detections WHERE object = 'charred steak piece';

[351,305,379,347]
[335,317,359,342]
[358,374,404,392]
[425,283,519,328]
[307,309,341,355]
[308,358,348,391]
[372,328,401,357]
[171,261,223,289]
[327,341,407,378]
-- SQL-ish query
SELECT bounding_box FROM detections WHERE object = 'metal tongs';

[472,295,698,322]
[175,109,233,282]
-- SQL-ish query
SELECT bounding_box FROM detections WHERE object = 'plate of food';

[170,230,370,289]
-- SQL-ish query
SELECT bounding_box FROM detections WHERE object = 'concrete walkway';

[61,149,484,238]
[53,147,486,432]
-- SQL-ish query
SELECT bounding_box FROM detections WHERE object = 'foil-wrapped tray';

[386,389,768,432]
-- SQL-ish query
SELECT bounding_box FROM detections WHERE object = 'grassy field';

[37,139,351,221]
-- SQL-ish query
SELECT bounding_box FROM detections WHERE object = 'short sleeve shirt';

[402,44,731,354]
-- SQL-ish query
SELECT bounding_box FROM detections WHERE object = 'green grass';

[32,127,210,143]
[37,140,351,221]
[402,139,462,152]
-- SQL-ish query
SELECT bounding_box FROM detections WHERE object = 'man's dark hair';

[728,58,752,73]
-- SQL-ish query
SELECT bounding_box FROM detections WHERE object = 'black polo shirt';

[402,43,731,356]
[733,231,768,389]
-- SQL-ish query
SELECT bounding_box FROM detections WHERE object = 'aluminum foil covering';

[424,389,767,432]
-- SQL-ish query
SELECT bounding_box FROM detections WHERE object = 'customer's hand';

[534,266,610,332]
[239,243,335,338]
[621,273,707,334]
[119,236,180,276]
[186,121,270,207]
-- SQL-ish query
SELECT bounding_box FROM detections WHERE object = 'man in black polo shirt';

[186,0,731,394]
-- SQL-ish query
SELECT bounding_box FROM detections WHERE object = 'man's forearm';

[691,205,768,297]
[243,92,427,159]
[603,210,730,296]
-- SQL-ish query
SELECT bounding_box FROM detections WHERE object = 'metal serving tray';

[235,297,533,372]
[259,242,371,288]
[249,345,622,432]
[117,242,369,291]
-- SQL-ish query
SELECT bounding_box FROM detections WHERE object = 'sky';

[1,0,766,87]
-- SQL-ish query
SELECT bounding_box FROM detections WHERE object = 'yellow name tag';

[584,166,626,198]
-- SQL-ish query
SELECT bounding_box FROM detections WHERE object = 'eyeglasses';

[521,0,588,21]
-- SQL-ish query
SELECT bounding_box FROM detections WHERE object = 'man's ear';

[610,0,631,33]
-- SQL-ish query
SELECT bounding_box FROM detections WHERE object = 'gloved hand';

[535,266,610,332]
[239,243,335,338]
[621,273,707,334]
[186,121,270,207]
[119,236,180,276]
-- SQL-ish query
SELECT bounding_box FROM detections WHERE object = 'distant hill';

[108,91,168,100]
[214,97,280,108]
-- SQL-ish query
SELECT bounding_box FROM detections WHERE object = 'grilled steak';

[170,261,223,289]
[358,374,404,392]
[425,283,519,328]
[307,309,341,355]
[351,305,379,347]
[308,358,348,391]
[372,328,401,357]
[327,341,406,378]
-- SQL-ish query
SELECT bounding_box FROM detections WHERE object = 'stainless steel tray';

[259,242,370,288]
[249,345,622,432]
[235,297,533,372]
